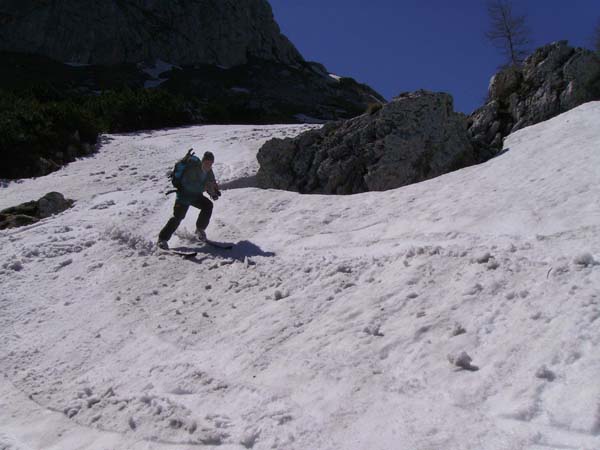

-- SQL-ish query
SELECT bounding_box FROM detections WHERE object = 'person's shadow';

[173,240,275,263]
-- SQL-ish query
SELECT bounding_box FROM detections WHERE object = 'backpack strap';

[184,148,194,160]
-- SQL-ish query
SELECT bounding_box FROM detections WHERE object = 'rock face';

[0,192,74,229]
[162,59,385,123]
[257,91,477,194]
[0,0,303,67]
[468,41,600,156]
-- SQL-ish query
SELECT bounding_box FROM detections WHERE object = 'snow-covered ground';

[0,105,599,450]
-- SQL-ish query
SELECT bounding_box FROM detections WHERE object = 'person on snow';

[157,150,221,249]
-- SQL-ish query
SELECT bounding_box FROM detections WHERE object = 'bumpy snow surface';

[1,105,599,450]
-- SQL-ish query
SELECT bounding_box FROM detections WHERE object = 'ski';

[159,249,198,258]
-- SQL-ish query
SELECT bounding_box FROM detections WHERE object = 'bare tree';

[485,0,532,67]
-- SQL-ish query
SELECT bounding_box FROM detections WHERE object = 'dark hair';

[202,151,215,162]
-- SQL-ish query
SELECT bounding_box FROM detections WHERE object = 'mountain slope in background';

[0,0,384,179]
[0,0,302,67]
[0,104,599,449]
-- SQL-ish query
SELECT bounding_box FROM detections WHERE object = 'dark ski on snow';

[160,249,198,258]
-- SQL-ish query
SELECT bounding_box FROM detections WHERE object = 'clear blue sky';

[269,0,599,114]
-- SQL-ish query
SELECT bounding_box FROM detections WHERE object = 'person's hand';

[210,188,221,201]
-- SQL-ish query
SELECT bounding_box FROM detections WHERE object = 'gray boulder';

[0,192,74,229]
[257,90,477,194]
[0,0,303,67]
[468,41,600,156]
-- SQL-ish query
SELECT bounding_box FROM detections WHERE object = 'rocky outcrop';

[162,59,385,123]
[0,0,303,67]
[257,91,477,194]
[0,192,74,229]
[468,41,600,156]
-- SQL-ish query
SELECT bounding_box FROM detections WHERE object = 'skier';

[157,150,221,249]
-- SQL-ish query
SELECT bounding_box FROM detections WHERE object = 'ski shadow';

[173,239,276,262]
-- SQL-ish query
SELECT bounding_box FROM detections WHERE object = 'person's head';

[202,151,214,171]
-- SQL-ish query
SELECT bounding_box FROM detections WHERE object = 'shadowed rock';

[468,41,600,159]
[0,192,74,229]
[257,90,477,194]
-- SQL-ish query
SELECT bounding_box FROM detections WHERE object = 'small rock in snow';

[447,351,479,371]
[8,260,24,271]
[486,259,500,270]
[240,428,261,448]
[573,252,596,267]
[451,323,466,336]
[336,264,352,274]
[474,252,492,264]
[363,324,384,337]
[535,365,556,381]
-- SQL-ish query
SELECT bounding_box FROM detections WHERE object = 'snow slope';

[0,105,599,450]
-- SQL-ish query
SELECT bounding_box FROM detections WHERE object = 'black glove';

[210,189,221,201]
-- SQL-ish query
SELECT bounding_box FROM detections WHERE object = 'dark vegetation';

[1,52,380,179]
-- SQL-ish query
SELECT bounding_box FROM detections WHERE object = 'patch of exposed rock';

[468,41,600,157]
[0,192,74,229]
[257,90,477,194]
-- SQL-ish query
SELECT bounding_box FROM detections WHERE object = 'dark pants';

[158,196,213,242]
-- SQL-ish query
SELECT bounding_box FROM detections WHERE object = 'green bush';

[0,88,194,179]
[83,88,193,132]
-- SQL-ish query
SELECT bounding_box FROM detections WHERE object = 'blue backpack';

[170,149,200,190]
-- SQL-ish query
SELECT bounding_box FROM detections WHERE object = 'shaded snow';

[0,104,599,450]
[141,60,180,89]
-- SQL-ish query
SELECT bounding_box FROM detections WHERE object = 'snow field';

[0,106,599,449]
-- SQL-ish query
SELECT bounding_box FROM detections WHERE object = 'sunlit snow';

[1,104,599,450]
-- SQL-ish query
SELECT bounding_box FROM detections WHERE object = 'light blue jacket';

[177,160,216,206]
